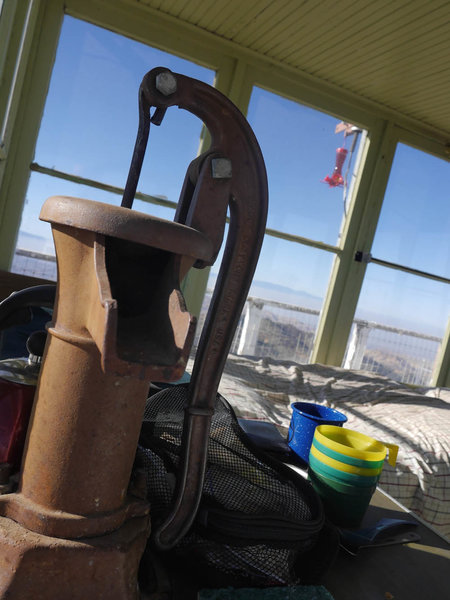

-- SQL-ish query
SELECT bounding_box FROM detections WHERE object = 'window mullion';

[0,0,63,270]
[432,319,450,387]
[311,120,397,366]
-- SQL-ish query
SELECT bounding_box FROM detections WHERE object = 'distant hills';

[208,273,323,311]
[208,272,442,338]
[16,231,54,254]
[249,280,323,311]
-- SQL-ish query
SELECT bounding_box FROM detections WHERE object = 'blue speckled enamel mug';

[288,401,347,464]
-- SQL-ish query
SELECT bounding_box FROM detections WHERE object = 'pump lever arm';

[137,68,268,550]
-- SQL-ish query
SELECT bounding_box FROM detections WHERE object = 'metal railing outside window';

[194,292,442,387]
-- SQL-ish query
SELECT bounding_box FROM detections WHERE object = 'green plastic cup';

[308,452,380,487]
[312,437,384,470]
[308,468,376,527]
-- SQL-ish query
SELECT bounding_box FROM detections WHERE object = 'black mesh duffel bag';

[137,384,338,590]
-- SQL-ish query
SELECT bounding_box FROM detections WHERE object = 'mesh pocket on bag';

[138,385,327,587]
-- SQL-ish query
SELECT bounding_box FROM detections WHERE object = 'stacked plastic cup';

[308,425,398,527]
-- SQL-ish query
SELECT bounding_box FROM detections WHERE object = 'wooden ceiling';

[138,0,450,139]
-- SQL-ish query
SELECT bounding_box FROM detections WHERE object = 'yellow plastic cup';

[314,425,398,467]
[309,443,382,476]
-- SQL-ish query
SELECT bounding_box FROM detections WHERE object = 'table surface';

[323,487,450,600]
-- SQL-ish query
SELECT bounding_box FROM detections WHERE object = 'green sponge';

[198,585,334,600]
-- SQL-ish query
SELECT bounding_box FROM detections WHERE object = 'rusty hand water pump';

[0,67,267,599]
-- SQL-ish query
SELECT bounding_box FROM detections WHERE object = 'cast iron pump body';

[0,67,268,599]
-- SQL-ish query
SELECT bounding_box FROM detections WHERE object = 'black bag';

[137,384,338,589]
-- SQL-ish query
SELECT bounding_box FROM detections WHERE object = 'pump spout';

[39,196,213,381]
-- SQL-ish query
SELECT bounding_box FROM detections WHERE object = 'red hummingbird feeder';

[323,146,348,187]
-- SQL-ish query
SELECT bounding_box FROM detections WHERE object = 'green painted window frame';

[0,0,448,384]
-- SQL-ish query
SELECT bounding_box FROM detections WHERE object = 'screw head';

[155,71,177,96]
[211,158,232,179]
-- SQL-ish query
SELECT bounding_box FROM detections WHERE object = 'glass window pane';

[14,16,214,279]
[246,86,365,246]
[372,144,450,278]
[12,171,176,280]
[34,16,214,192]
[345,264,449,385]
[198,235,336,364]
[251,236,334,308]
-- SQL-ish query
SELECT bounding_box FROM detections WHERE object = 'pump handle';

[132,68,268,550]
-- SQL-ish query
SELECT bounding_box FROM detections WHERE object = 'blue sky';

[18,16,449,337]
